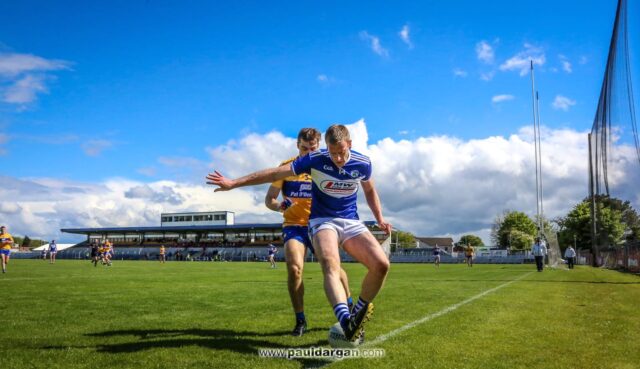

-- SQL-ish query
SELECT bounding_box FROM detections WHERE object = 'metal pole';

[536,91,545,232]
[530,61,541,234]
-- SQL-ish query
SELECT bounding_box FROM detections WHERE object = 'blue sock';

[333,303,351,330]
[353,297,368,315]
[295,312,306,322]
[347,296,354,310]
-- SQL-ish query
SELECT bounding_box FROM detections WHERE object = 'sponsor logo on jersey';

[323,165,334,171]
[320,180,358,195]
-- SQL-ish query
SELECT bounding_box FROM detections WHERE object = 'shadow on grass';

[43,327,333,368]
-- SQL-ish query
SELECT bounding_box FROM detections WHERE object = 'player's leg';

[313,228,352,331]
[285,238,307,336]
[342,231,390,304]
[1,252,7,273]
[339,267,353,311]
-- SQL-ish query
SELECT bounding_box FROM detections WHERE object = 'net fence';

[588,0,640,269]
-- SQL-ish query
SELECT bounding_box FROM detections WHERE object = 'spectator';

[564,245,577,269]
[532,237,547,272]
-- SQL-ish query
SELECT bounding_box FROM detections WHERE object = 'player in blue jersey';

[207,124,391,342]
[267,244,277,268]
[433,245,441,268]
[48,240,58,264]
[265,127,354,336]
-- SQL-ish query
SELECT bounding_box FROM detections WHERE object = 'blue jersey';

[268,245,277,255]
[291,149,371,220]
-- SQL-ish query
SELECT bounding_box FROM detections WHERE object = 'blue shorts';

[283,226,314,255]
[0,249,11,256]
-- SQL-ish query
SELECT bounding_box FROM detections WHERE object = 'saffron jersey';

[0,232,14,250]
[271,156,313,227]
[291,149,371,220]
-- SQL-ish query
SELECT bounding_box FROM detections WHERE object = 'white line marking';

[310,272,532,368]
[363,272,532,347]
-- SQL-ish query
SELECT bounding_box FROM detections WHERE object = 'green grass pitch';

[1,260,639,369]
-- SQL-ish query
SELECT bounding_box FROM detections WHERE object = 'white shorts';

[308,218,369,246]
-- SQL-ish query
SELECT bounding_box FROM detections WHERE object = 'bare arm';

[361,179,392,235]
[206,164,295,192]
[265,185,282,212]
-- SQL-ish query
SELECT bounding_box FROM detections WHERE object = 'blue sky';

[1,0,639,242]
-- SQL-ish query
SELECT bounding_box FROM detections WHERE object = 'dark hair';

[297,128,321,144]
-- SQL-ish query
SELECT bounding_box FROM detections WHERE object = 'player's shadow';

[43,327,332,367]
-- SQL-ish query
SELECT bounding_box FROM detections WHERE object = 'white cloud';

[499,43,546,76]
[480,71,495,81]
[399,24,413,49]
[2,74,48,104]
[137,167,157,177]
[359,31,389,57]
[552,95,576,111]
[476,41,495,64]
[81,139,114,157]
[0,52,71,106]
[0,53,70,77]
[4,122,639,245]
[559,55,572,73]
[492,94,515,103]
[0,176,278,241]
[317,74,337,85]
[453,68,468,77]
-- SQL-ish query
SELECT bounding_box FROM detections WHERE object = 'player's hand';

[206,170,235,192]
[377,219,392,235]
[279,198,292,211]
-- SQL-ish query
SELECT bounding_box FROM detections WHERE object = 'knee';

[371,258,390,277]
[319,258,341,276]
[288,263,303,280]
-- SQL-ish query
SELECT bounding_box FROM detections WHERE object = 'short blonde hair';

[325,124,350,145]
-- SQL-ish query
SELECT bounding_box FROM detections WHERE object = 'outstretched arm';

[206,164,294,192]
[361,179,392,235]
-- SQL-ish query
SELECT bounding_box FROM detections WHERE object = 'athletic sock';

[333,303,351,330]
[295,311,306,322]
[352,297,368,316]
[347,296,354,311]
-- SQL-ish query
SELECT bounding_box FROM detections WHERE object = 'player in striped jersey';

[264,127,353,336]
[207,124,391,342]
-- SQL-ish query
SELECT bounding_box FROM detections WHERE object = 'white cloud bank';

[0,52,71,106]
[2,121,638,244]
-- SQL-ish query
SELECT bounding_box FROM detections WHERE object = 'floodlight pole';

[530,61,543,234]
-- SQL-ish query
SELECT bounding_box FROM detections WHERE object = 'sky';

[1,0,639,244]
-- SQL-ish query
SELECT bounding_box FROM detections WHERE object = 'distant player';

[0,225,14,274]
[48,240,58,264]
[267,244,277,268]
[90,241,100,267]
[433,245,441,267]
[103,239,113,266]
[159,245,166,263]
[264,127,354,336]
[41,247,47,261]
[207,124,391,342]
[465,244,474,267]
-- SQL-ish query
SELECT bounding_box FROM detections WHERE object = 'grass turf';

[0,260,639,369]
